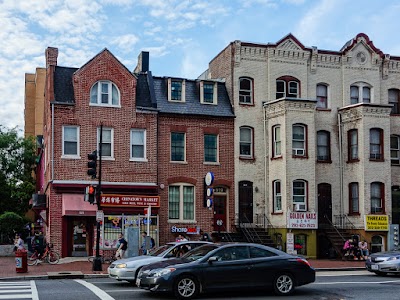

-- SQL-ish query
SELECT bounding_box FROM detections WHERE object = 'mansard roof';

[54,66,78,103]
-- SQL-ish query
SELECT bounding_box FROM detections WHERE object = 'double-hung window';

[370,128,383,160]
[317,131,330,161]
[239,126,253,158]
[350,82,371,104]
[130,129,146,161]
[389,89,400,114]
[90,81,120,106]
[200,81,216,104]
[273,125,281,157]
[273,180,282,212]
[62,126,79,157]
[204,134,218,163]
[169,79,185,102]
[276,76,299,99]
[168,184,195,221]
[371,182,384,213]
[239,77,253,104]
[349,182,359,214]
[97,127,113,159]
[316,84,328,108]
[293,180,306,205]
[391,135,400,165]
[348,129,358,161]
[171,132,185,162]
[292,124,306,156]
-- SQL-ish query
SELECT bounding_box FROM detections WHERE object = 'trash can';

[15,249,28,273]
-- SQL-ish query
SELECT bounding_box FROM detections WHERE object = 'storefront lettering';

[287,212,318,229]
[100,194,160,207]
[171,226,199,235]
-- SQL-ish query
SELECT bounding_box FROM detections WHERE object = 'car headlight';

[387,256,400,261]
[115,263,127,268]
[149,267,176,278]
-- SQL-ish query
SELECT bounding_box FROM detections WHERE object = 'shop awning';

[62,194,97,216]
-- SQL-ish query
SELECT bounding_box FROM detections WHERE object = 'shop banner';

[100,194,160,207]
[364,215,389,231]
[287,211,318,229]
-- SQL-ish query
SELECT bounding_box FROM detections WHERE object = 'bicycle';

[28,243,60,266]
[88,255,116,264]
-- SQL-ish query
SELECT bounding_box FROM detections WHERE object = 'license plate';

[371,264,379,270]
[136,278,141,286]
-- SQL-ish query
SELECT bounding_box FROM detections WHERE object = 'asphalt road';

[2,271,400,300]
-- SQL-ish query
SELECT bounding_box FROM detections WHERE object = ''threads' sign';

[364,215,389,231]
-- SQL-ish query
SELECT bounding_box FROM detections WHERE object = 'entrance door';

[72,219,89,256]
[318,183,332,228]
[213,195,227,232]
[239,181,253,223]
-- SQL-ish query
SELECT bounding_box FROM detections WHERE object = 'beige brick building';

[207,33,400,258]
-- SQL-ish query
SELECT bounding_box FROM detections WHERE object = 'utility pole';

[92,124,103,271]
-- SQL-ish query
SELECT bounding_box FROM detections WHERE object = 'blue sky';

[2,0,400,132]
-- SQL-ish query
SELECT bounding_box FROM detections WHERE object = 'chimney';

[134,51,149,73]
[45,47,58,68]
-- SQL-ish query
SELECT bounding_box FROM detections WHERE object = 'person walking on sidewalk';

[115,233,128,260]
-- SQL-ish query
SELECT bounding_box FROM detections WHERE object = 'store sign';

[286,232,295,254]
[100,194,160,207]
[365,215,389,231]
[171,225,200,235]
[287,212,318,229]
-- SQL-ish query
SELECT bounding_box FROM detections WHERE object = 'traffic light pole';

[93,124,103,271]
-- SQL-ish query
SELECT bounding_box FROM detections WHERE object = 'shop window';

[294,234,307,255]
[371,235,384,253]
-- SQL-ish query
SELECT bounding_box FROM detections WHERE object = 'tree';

[0,212,26,244]
[0,126,36,215]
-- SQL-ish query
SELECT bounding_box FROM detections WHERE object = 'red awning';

[62,194,97,216]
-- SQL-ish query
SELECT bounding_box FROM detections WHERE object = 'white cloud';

[111,34,140,53]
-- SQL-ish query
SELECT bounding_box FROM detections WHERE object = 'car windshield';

[182,244,219,262]
[148,244,175,256]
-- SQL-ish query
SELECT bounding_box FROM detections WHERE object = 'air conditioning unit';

[292,148,305,156]
[294,203,306,212]
[32,194,46,208]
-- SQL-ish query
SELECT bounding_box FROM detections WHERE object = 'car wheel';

[174,275,199,300]
[273,273,295,296]
[374,271,387,276]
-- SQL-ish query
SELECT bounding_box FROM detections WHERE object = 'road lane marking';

[75,279,115,300]
[30,281,38,300]
[313,279,400,284]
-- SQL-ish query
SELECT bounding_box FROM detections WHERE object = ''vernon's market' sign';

[287,212,318,229]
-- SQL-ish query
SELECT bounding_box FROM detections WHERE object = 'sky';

[2,0,400,134]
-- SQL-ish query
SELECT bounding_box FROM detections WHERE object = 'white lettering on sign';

[170,226,199,235]
[287,211,318,229]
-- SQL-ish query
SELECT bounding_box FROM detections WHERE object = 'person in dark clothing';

[32,232,45,259]
[199,230,213,242]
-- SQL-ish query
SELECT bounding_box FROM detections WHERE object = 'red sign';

[100,194,160,207]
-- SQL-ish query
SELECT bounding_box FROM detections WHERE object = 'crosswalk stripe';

[0,295,32,299]
[0,281,35,300]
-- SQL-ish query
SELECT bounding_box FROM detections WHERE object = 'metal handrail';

[238,215,263,244]
[256,213,280,246]
[324,214,346,242]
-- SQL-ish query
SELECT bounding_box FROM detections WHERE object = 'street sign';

[206,198,213,208]
[96,210,104,222]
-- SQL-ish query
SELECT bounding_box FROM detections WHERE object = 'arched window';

[239,77,253,104]
[273,180,282,212]
[292,124,307,157]
[350,82,371,104]
[317,130,330,161]
[276,76,300,99]
[370,128,383,160]
[90,81,120,106]
[371,235,384,253]
[168,184,195,221]
[316,84,328,108]
[371,182,384,214]
[389,88,400,114]
[293,179,307,211]
[239,126,253,158]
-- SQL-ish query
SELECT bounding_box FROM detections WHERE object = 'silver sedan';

[107,241,212,283]
[366,251,400,275]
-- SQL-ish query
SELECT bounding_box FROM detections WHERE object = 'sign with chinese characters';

[365,215,389,231]
[100,195,160,207]
[287,212,318,229]
[171,225,200,235]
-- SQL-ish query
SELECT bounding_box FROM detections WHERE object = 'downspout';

[263,103,269,226]
[337,112,344,225]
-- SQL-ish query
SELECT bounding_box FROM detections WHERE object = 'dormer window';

[200,81,217,104]
[168,78,186,102]
[90,81,120,106]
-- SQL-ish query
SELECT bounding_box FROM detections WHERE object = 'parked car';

[365,250,400,275]
[136,243,315,299]
[107,241,212,283]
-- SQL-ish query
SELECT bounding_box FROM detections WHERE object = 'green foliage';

[0,212,26,244]
[0,125,36,215]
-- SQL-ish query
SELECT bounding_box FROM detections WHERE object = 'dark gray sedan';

[366,250,400,275]
[136,243,315,299]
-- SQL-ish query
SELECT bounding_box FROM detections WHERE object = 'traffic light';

[88,185,96,204]
[87,150,97,179]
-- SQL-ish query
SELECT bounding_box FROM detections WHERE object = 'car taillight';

[296,258,311,267]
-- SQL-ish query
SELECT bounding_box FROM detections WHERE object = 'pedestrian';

[358,240,369,260]
[199,230,212,242]
[342,239,352,259]
[141,231,155,255]
[32,231,45,260]
[14,233,25,251]
[115,233,128,260]
[176,234,187,242]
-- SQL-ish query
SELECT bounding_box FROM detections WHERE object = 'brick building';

[206,33,400,258]
[28,48,234,257]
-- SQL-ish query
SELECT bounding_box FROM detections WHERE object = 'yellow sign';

[364,215,389,231]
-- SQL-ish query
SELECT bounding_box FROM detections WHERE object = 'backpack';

[121,238,128,250]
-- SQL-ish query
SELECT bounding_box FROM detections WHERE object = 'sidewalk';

[0,256,366,281]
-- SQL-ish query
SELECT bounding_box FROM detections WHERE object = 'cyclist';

[31,231,45,260]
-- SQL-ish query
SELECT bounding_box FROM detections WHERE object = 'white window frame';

[293,180,306,204]
[168,184,195,222]
[316,84,328,108]
[391,135,400,165]
[239,77,253,104]
[273,125,281,157]
[200,81,217,104]
[239,126,253,158]
[371,182,383,213]
[168,78,186,102]
[130,129,147,161]
[389,88,400,114]
[62,126,80,158]
[292,124,306,156]
[350,82,372,104]
[273,180,282,212]
[90,80,121,107]
[97,127,114,160]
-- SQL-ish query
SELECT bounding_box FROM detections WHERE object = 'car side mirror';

[208,256,218,263]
